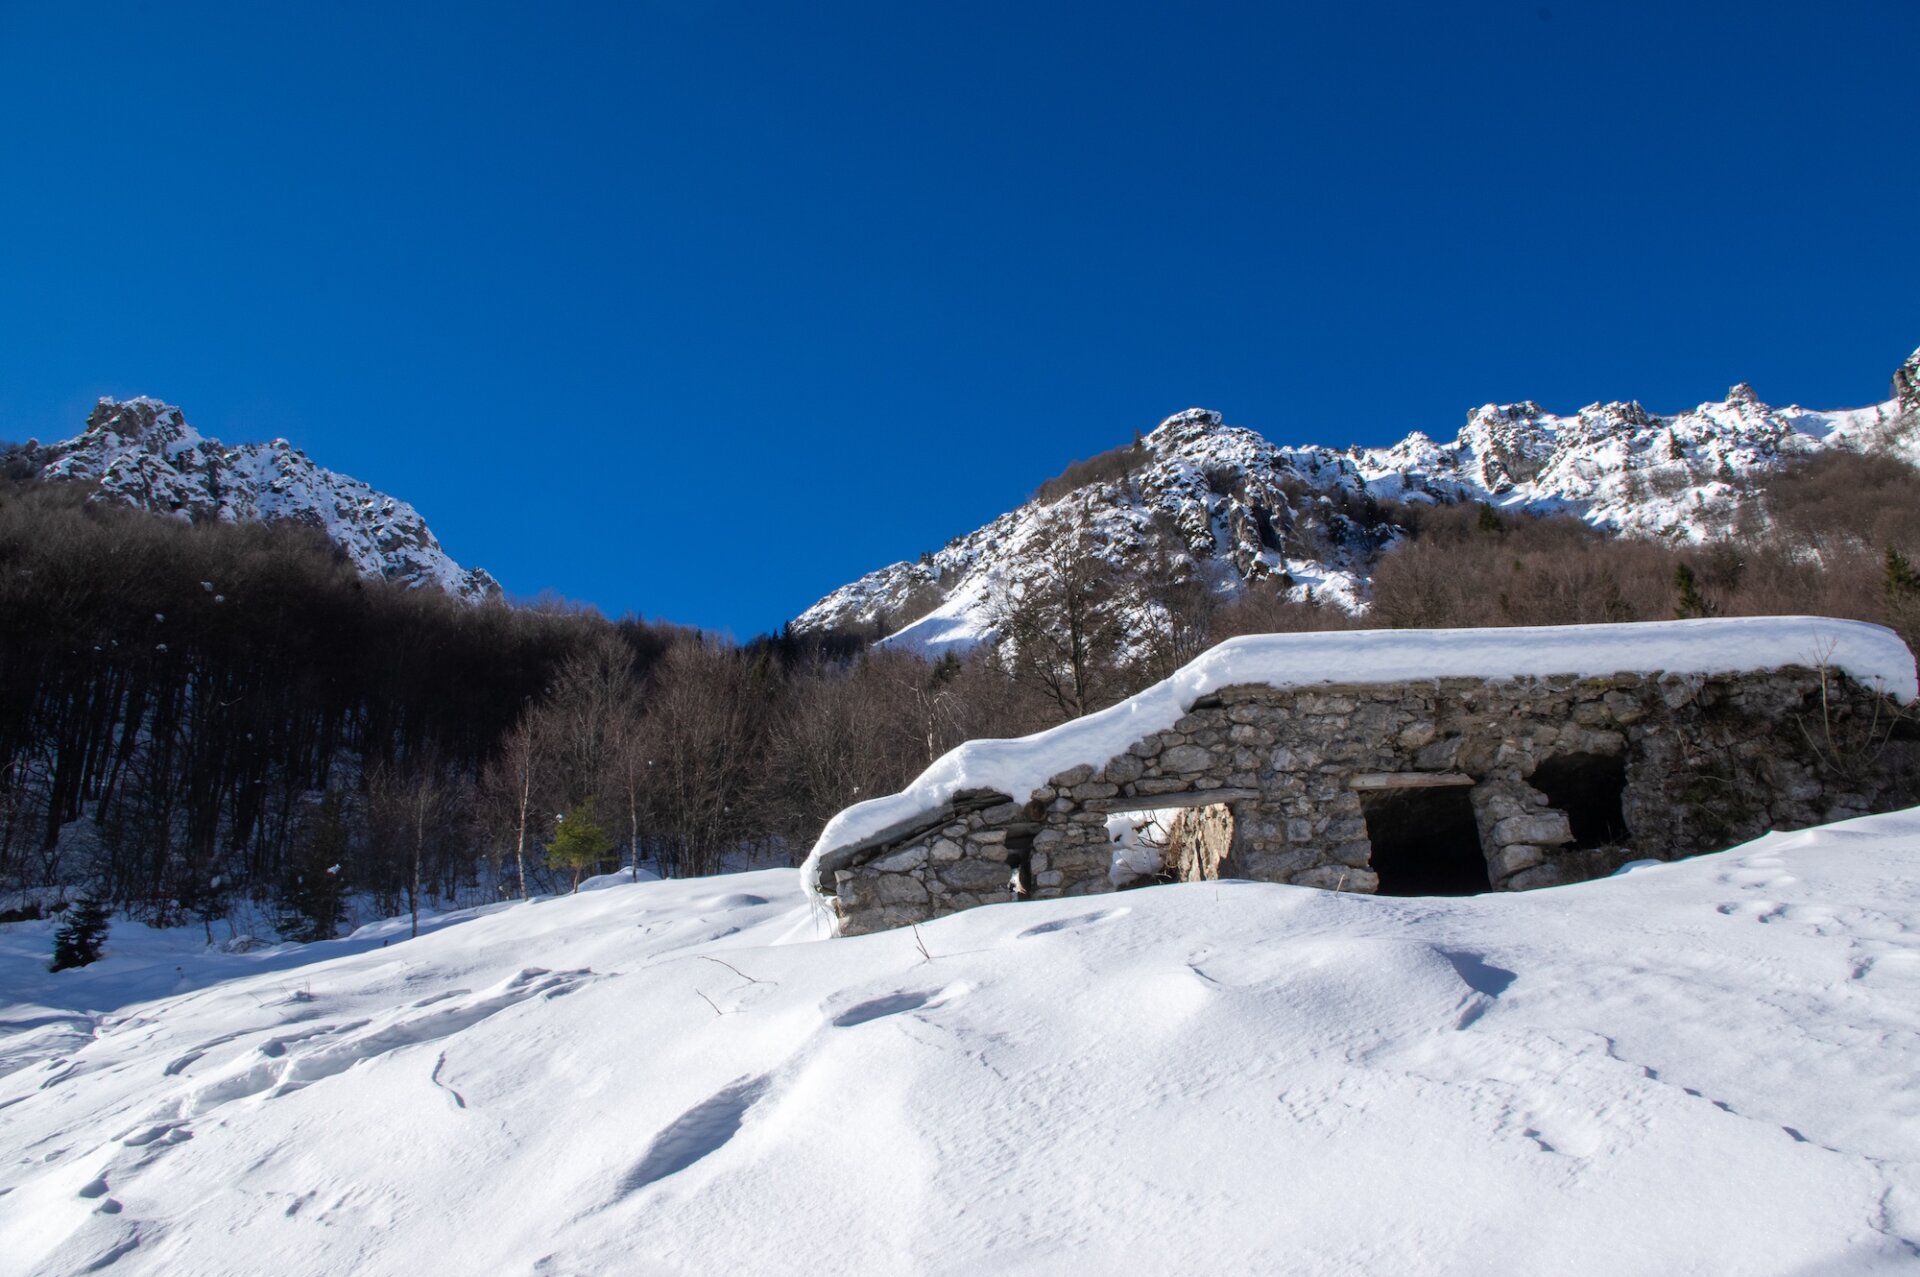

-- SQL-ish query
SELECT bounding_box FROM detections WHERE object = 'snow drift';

[5,808,1920,1273]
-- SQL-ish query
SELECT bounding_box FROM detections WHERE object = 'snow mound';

[802,616,1916,895]
[6,812,1920,1272]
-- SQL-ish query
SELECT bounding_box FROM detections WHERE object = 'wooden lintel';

[1348,772,1476,791]
[1084,788,1262,814]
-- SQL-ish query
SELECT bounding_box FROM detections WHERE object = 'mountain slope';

[796,349,1920,650]
[3,809,1919,1274]
[21,398,500,602]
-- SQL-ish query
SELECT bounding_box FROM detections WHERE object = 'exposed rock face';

[1895,348,1920,418]
[1163,803,1235,883]
[822,666,1916,936]
[794,350,1918,650]
[24,397,500,602]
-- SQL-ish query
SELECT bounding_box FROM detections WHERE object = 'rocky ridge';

[794,349,1920,651]
[19,398,500,602]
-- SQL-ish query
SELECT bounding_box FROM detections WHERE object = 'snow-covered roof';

[801,617,1917,896]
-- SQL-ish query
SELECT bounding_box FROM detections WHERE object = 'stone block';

[1292,865,1377,892]
[1396,721,1436,750]
[1491,812,1572,847]
[872,844,929,873]
[1331,841,1374,867]
[1504,863,1564,891]
[1161,744,1214,773]
[936,856,1011,893]
[1602,691,1646,724]
[1052,764,1095,788]
[1488,843,1545,877]
[1660,680,1696,710]
[872,873,930,905]
[1571,701,1612,726]
[1103,753,1144,784]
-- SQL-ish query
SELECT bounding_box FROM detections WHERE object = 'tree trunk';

[514,767,530,900]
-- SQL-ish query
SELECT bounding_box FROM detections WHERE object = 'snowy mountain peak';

[1149,407,1226,435]
[30,398,501,603]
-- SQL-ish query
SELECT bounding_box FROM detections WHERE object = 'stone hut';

[802,618,1918,936]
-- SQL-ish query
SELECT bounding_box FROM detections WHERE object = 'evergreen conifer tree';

[1673,563,1714,619]
[276,792,350,942]
[548,801,616,891]
[49,896,111,971]
[1885,546,1920,651]
[1885,546,1920,598]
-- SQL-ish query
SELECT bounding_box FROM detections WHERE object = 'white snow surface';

[7,810,1920,1273]
[802,617,1916,894]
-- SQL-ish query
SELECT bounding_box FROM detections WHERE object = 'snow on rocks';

[27,397,500,602]
[793,354,1918,648]
[6,810,1920,1272]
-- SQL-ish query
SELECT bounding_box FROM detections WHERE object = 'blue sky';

[3,1,1915,637]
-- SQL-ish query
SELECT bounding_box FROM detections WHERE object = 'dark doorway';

[1360,787,1491,896]
[1528,754,1628,849]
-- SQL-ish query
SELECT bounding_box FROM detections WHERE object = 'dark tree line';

[0,479,601,927]
[4,441,1917,936]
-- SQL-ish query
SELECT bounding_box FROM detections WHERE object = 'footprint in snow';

[827,982,970,1027]
[1017,907,1129,939]
[616,1074,770,1194]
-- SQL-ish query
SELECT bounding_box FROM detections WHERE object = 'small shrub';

[49,896,110,971]
[1031,441,1148,505]
[548,801,616,891]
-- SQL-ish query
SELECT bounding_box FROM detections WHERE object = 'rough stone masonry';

[814,663,1917,936]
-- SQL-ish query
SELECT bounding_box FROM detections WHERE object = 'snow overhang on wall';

[799,617,1918,900]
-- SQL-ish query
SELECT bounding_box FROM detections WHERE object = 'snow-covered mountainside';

[5,809,1920,1274]
[795,348,1920,651]
[20,398,500,602]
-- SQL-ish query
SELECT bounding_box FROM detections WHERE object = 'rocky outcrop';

[24,397,500,602]
[1895,348,1920,417]
[821,665,1916,936]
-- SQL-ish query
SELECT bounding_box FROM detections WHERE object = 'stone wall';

[822,666,1916,936]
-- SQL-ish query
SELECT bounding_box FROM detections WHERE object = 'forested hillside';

[3,438,1918,935]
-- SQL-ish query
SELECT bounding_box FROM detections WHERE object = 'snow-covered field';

[6,813,1920,1275]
